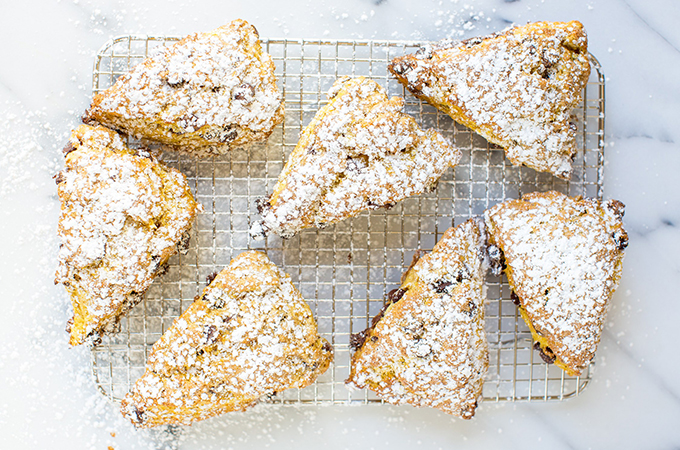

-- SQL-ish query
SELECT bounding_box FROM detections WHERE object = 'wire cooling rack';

[89,35,605,407]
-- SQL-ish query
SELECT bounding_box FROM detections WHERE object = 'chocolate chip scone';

[346,219,489,419]
[55,124,201,346]
[83,19,283,156]
[121,251,333,428]
[389,21,591,179]
[484,191,627,376]
[252,76,461,239]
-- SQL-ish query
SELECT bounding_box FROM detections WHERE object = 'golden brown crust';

[252,76,461,239]
[484,191,627,375]
[55,124,200,346]
[389,21,591,179]
[84,19,283,156]
[121,251,333,428]
[346,219,489,419]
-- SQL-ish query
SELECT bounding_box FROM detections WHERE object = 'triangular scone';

[389,21,591,179]
[346,219,489,419]
[484,191,627,376]
[83,19,283,156]
[55,125,200,346]
[252,76,461,239]
[121,251,333,428]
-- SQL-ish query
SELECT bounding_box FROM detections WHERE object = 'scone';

[389,21,591,179]
[55,124,201,346]
[252,76,461,239]
[121,251,333,428]
[83,19,283,156]
[346,219,489,419]
[484,191,627,376]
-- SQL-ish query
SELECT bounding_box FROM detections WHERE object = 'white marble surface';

[1,0,679,449]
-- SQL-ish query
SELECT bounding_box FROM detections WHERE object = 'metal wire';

[90,36,604,405]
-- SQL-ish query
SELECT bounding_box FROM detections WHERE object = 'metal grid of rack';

[90,35,605,405]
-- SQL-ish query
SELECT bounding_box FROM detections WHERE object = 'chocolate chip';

[456,268,470,283]
[65,317,74,334]
[205,271,218,285]
[233,83,255,101]
[607,199,626,219]
[220,129,238,143]
[370,309,386,328]
[510,291,521,306]
[415,46,434,59]
[432,280,454,293]
[177,231,191,255]
[199,126,238,143]
[62,142,76,156]
[465,300,478,317]
[154,260,169,277]
[370,335,378,343]
[387,288,406,304]
[306,148,317,155]
[166,78,186,88]
[81,113,95,125]
[203,324,219,346]
[349,330,367,350]
[204,292,225,309]
[346,155,368,174]
[367,200,395,210]
[255,197,271,214]
[132,407,145,425]
[534,341,556,364]
[91,335,102,347]
[486,244,504,276]
[462,36,485,48]
[53,172,64,185]
[612,230,629,251]
[322,341,332,353]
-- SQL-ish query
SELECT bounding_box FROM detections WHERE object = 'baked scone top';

[84,19,283,156]
[121,251,333,428]
[347,219,489,419]
[389,21,591,179]
[484,191,627,375]
[55,125,200,346]
[253,76,460,238]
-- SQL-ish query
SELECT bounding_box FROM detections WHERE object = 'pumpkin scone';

[83,19,283,156]
[484,191,627,376]
[55,124,201,346]
[121,251,333,428]
[346,219,489,419]
[389,21,591,179]
[252,76,461,239]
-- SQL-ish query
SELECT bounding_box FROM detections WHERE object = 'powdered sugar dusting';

[54,124,201,345]
[254,76,461,239]
[484,191,627,375]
